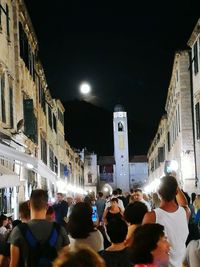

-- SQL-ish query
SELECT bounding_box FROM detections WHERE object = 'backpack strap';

[18,222,60,247]
[48,222,60,247]
[18,223,37,247]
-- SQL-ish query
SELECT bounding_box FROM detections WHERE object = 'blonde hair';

[193,195,200,212]
[53,245,105,267]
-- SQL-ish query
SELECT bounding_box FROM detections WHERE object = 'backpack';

[18,222,60,267]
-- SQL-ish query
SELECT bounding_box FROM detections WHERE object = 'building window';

[48,105,52,129]
[23,99,37,143]
[5,4,9,40]
[167,131,171,152]
[49,147,54,171]
[176,70,179,82]
[118,121,124,131]
[178,104,180,132]
[195,102,200,139]
[9,87,13,128]
[150,160,154,172]
[158,146,165,163]
[41,135,47,164]
[60,163,65,179]
[193,41,199,75]
[0,3,10,38]
[58,108,64,125]
[0,73,6,123]
[53,113,57,133]
[54,157,58,174]
[0,1,2,30]
[88,172,92,183]
[19,22,35,77]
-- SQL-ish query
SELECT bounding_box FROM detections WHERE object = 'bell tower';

[113,104,130,192]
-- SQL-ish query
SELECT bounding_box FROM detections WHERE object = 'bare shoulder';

[182,205,191,222]
[142,210,156,224]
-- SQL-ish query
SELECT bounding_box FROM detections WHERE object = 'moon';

[80,82,91,94]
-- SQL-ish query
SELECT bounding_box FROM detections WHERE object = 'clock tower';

[113,104,130,192]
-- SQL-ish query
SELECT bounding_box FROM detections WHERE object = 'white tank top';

[154,206,189,267]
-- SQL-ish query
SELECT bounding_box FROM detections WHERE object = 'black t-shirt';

[99,248,132,267]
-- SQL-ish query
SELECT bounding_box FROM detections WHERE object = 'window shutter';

[23,99,37,142]
[1,73,6,123]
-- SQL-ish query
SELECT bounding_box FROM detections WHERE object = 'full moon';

[80,82,91,94]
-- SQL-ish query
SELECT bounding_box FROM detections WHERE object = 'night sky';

[24,0,200,155]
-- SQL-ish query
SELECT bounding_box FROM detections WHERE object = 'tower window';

[118,121,124,131]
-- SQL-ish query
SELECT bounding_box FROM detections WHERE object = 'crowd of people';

[0,175,200,266]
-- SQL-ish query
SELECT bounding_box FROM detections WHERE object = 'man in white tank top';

[142,175,190,267]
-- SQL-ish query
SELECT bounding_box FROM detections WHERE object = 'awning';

[0,143,36,167]
[0,174,20,188]
[0,143,58,185]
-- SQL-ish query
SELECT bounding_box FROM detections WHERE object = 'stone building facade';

[148,51,196,193]
[0,0,84,217]
[187,18,200,189]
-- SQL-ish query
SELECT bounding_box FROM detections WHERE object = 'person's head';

[98,192,103,198]
[124,201,148,225]
[130,223,170,266]
[46,205,55,222]
[57,193,64,202]
[30,189,48,212]
[133,189,143,201]
[158,176,178,201]
[117,188,122,195]
[53,245,105,267]
[84,196,92,206]
[19,201,30,222]
[0,214,8,227]
[152,192,160,202]
[106,218,128,244]
[66,195,73,205]
[110,198,118,208]
[68,202,94,239]
[112,190,118,196]
[74,194,83,203]
[194,194,200,210]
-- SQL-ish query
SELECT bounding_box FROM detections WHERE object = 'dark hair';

[117,188,122,195]
[191,192,196,203]
[0,214,7,227]
[158,176,178,201]
[112,190,118,196]
[124,202,148,225]
[133,188,142,193]
[110,198,118,203]
[68,202,94,238]
[106,218,127,243]
[130,223,165,264]
[47,205,55,215]
[84,196,92,206]
[19,201,30,220]
[30,189,48,210]
[98,192,103,198]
